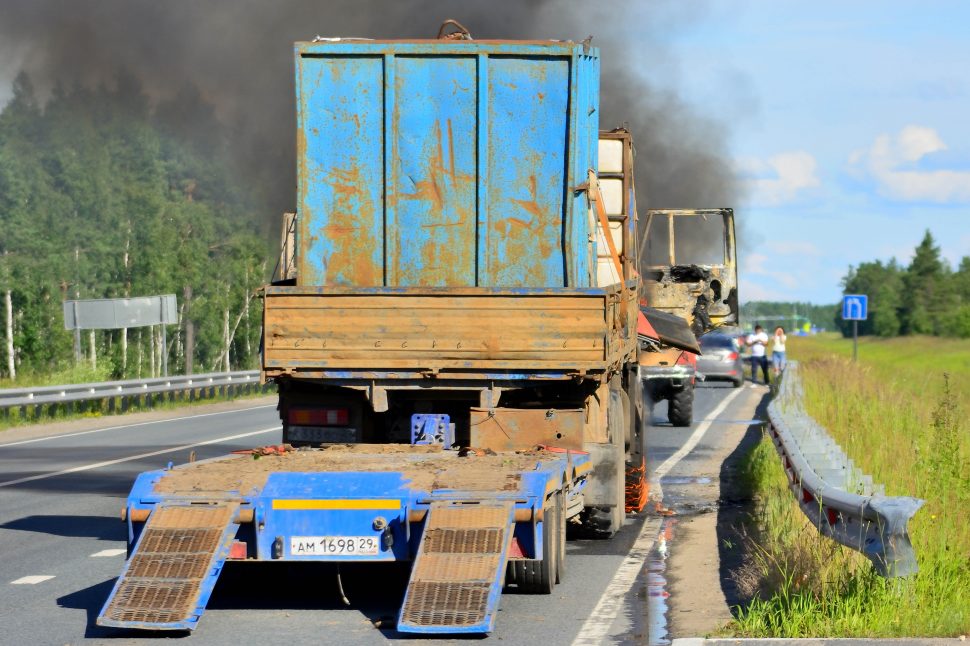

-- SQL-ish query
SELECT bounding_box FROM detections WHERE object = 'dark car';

[697,332,744,387]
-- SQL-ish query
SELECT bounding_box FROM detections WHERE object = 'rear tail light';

[728,352,739,360]
[288,408,350,426]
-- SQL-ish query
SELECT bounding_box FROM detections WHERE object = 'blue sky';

[660,2,970,303]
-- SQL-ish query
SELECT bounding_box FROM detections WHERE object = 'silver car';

[697,332,744,387]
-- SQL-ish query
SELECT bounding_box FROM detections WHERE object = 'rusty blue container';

[295,39,600,289]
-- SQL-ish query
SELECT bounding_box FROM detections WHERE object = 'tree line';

[839,231,970,338]
[741,301,838,333]
[0,71,275,382]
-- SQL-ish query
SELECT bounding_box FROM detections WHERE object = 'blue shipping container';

[295,40,600,289]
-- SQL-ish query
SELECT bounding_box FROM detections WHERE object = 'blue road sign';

[842,294,868,321]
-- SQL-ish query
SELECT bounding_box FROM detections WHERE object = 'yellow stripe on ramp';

[272,499,401,510]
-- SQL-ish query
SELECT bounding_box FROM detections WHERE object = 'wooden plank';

[262,289,636,375]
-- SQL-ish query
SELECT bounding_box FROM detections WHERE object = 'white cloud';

[742,252,769,275]
[851,125,970,203]
[742,253,799,290]
[738,151,821,206]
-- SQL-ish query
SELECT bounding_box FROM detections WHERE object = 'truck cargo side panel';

[390,56,477,286]
[297,55,385,287]
[263,288,622,374]
[484,57,569,287]
[295,42,600,289]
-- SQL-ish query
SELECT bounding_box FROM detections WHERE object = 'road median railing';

[0,370,273,423]
[767,361,924,577]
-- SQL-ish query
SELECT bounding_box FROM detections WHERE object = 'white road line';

[572,515,663,645]
[572,388,745,645]
[11,575,55,585]
[0,403,277,448]
[0,426,281,489]
[650,387,744,503]
[91,549,127,558]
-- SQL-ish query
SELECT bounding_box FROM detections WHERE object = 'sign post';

[841,294,868,361]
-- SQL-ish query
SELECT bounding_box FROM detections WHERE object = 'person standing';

[771,326,787,377]
[746,325,770,385]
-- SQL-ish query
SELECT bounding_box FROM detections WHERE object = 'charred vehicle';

[638,208,738,426]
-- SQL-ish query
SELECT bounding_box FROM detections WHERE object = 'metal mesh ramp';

[397,501,514,634]
[97,503,239,631]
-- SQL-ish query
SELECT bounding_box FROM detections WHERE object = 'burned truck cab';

[638,208,738,427]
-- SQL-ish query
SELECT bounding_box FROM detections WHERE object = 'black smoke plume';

[0,0,742,250]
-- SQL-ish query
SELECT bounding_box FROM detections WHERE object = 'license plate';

[290,536,379,556]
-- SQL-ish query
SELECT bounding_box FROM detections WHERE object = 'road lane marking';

[650,387,744,503]
[572,515,663,645]
[11,575,55,585]
[573,388,745,645]
[0,404,277,448]
[0,426,281,489]
[91,549,127,558]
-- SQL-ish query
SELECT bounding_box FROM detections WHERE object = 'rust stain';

[499,173,560,271]
[510,175,543,218]
[389,118,474,285]
[447,118,456,178]
[322,165,380,286]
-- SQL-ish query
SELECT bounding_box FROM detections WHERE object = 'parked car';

[697,332,744,387]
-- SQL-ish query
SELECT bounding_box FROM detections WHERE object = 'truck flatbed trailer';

[97,444,589,634]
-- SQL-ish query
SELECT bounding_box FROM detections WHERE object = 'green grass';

[0,363,115,389]
[729,333,970,637]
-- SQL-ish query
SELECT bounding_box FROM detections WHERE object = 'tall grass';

[0,362,114,389]
[730,334,970,637]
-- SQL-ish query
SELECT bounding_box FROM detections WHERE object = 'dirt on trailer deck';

[153,444,555,497]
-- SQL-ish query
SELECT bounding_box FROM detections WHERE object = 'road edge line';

[572,387,748,644]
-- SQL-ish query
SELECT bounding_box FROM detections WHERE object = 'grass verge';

[728,334,970,637]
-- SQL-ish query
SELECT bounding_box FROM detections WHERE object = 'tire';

[732,377,743,388]
[554,492,566,584]
[512,497,558,594]
[619,388,632,452]
[667,384,694,427]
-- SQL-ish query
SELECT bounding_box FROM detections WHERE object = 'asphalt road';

[0,383,754,646]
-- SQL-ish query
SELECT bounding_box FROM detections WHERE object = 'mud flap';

[581,385,626,533]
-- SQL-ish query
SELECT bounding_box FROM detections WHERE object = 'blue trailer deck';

[97,445,590,634]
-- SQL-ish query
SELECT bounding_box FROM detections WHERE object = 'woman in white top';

[771,326,787,376]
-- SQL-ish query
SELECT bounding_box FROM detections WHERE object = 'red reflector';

[229,541,247,560]
[676,351,696,366]
[288,408,350,426]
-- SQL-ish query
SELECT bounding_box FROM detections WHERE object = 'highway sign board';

[63,294,177,330]
[842,294,868,321]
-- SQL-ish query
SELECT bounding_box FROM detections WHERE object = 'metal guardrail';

[767,362,924,577]
[0,370,269,420]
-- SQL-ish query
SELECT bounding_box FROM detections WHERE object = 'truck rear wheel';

[667,384,694,427]
[511,495,559,594]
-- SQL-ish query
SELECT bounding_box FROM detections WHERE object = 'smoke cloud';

[0,0,742,245]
